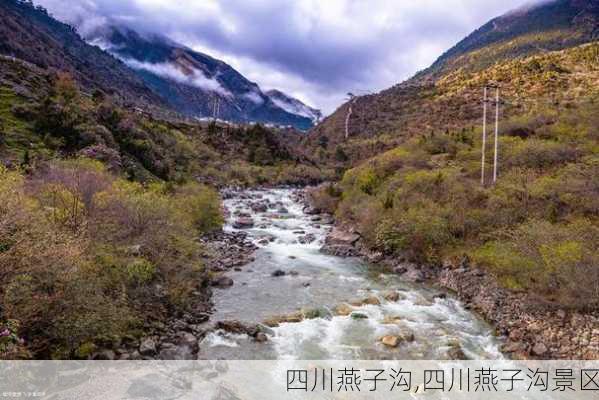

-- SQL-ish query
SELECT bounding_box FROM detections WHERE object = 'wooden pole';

[481,86,488,186]
[493,87,500,184]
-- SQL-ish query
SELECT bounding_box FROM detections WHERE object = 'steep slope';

[0,0,163,108]
[308,0,599,160]
[92,27,319,130]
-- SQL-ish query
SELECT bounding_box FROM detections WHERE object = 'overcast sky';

[36,0,531,114]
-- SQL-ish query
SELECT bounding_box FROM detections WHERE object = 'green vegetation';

[0,159,222,358]
[317,101,598,310]
[0,60,332,187]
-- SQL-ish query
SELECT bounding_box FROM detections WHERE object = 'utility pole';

[493,87,500,184]
[481,86,488,186]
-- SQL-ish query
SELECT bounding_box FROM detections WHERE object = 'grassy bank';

[309,101,598,310]
[0,159,223,358]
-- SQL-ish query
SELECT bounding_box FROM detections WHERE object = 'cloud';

[36,0,531,114]
[122,58,232,97]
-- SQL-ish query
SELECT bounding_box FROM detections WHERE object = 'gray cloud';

[37,0,530,114]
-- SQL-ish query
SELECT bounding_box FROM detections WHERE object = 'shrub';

[473,219,598,309]
[376,201,452,263]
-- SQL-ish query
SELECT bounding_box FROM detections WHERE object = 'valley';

[0,0,597,361]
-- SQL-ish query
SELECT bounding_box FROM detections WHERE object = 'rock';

[297,233,316,244]
[277,207,289,214]
[326,227,360,246]
[366,251,384,263]
[139,338,157,356]
[383,291,401,302]
[447,342,468,360]
[211,276,234,288]
[127,244,142,257]
[393,266,407,275]
[351,312,369,320]
[158,343,194,360]
[302,282,311,287]
[335,303,354,316]
[433,293,447,300]
[233,217,254,229]
[302,307,333,320]
[282,313,303,323]
[382,316,402,325]
[532,342,548,356]
[177,332,198,352]
[363,296,381,306]
[257,238,269,246]
[254,332,268,342]
[321,244,360,257]
[251,203,268,213]
[303,206,320,215]
[501,341,527,354]
[381,335,400,348]
[271,270,286,277]
[92,349,116,360]
[216,320,250,335]
[398,329,415,342]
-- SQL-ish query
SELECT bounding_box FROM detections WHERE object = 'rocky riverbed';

[197,188,503,360]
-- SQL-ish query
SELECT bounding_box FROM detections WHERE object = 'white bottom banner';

[0,360,598,399]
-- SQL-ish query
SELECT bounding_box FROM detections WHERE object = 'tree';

[334,146,348,162]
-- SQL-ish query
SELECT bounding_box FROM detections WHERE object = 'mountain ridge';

[90,26,321,130]
[308,0,599,159]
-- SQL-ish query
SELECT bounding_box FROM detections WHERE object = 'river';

[199,188,503,360]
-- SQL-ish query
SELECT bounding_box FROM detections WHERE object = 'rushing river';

[199,188,503,360]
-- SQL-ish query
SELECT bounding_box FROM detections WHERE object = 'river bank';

[303,189,599,360]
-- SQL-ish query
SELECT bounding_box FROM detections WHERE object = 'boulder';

[381,335,400,348]
[298,233,316,244]
[382,316,402,325]
[139,338,157,356]
[363,296,381,306]
[326,227,360,246]
[216,320,252,335]
[335,303,354,316]
[383,291,401,302]
[211,276,234,288]
[447,342,468,360]
[302,307,333,320]
[254,332,268,343]
[92,349,116,360]
[233,217,254,229]
[271,270,286,277]
[250,203,268,213]
[532,342,548,356]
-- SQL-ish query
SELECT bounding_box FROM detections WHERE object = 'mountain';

[90,26,320,130]
[419,0,599,79]
[0,0,164,108]
[308,0,599,159]
[265,89,323,125]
